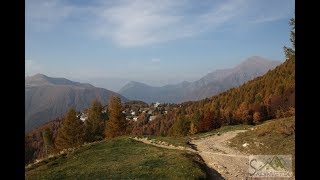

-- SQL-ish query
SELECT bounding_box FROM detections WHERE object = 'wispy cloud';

[151,58,161,63]
[26,0,75,31]
[26,0,294,46]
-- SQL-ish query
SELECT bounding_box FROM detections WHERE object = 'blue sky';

[26,0,294,90]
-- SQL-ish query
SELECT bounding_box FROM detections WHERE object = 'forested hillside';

[134,56,294,136]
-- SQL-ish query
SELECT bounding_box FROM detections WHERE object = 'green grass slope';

[229,116,294,155]
[229,116,295,171]
[26,137,208,179]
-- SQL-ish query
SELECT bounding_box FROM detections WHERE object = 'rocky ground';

[191,130,249,180]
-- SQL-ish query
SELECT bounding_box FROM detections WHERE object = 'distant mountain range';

[25,74,128,132]
[118,56,281,103]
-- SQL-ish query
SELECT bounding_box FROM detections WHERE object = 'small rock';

[242,143,249,147]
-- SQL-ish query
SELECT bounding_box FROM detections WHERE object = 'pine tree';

[55,108,84,150]
[42,127,54,156]
[105,96,127,138]
[170,115,190,136]
[85,99,104,142]
[235,102,253,124]
[284,18,295,60]
[189,111,202,134]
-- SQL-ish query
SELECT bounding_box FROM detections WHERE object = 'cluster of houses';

[123,102,168,122]
[77,101,171,123]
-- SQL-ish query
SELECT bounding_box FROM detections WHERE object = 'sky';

[26,0,295,91]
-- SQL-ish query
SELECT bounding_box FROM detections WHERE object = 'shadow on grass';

[186,141,224,180]
[184,152,224,180]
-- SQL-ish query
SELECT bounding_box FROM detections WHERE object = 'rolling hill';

[25,137,211,179]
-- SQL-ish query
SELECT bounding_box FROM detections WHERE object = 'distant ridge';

[118,56,281,103]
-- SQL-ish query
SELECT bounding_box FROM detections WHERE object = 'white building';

[149,115,157,121]
[154,102,161,108]
[148,110,153,114]
[80,113,88,122]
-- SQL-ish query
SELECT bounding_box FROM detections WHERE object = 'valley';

[25,13,295,179]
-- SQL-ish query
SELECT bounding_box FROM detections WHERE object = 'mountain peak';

[242,56,279,64]
[26,74,94,88]
[246,55,265,61]
[235,56,280,71]
[127,81,142,85]
[33,73,48,78]
[29,73,50,81]
[118,81,150,93]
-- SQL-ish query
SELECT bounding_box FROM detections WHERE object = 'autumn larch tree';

[235,102,253,125]
[198,111,214,133]
[105,96,127,138]
[85,99,105,142]
[42,127,54,156]
[253,111,262,125]
[131,112,149,135]
[55,108,84,150]
[189,111,202,134]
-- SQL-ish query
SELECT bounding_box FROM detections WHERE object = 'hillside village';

[77,101,174,122]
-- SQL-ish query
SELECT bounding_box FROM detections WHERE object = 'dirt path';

[130,137,197,152]
[131,131,249,179]
[191,130,249,180]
